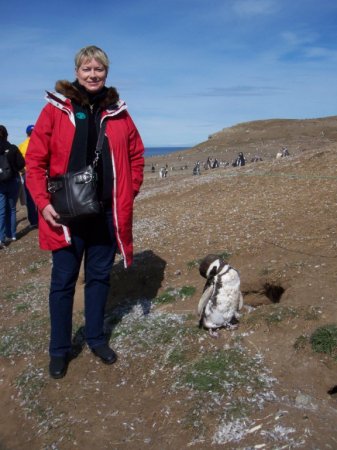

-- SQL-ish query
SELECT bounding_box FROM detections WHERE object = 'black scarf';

[68,80,113,204]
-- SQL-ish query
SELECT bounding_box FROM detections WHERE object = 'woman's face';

[76,58,107,93]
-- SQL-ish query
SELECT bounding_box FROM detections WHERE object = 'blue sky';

[2,0,337,147]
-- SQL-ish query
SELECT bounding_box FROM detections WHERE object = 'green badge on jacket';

[76,112,87,120]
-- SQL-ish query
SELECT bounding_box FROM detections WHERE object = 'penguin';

[197,254,243,336]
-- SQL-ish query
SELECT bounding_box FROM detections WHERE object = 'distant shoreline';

[145,146,190,158]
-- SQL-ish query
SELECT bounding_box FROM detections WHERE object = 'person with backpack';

[0,125,25,248]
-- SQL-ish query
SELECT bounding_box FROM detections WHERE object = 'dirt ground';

[1,117,337,449]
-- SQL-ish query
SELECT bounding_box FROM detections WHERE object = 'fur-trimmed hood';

[54,80,120,110]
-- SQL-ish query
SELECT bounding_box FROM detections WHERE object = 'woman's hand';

[42,204,62,227]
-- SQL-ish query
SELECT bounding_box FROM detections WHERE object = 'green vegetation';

[15,302,30,313]
[244,305,299,327]
[4,283,36,302]
[15,365,47,418]
[303,306,321,321]
[187,258,201,270]
[167,348,188,366]
[2,281,277,446]
[14,364,67,436]
[153,287,178,304]
[182,348,265,393]
[310,324,337,359]
[294,334,309,351]
[265,306,298,324]
[108,308,275,433]
[27,258,49,273]
[179,285,196,297]
[0,316,49,357]
[218,251,231,260]
[0,279,50,357]
[178,346,274,432]
[153,285,196,304]
[110,311,198,347]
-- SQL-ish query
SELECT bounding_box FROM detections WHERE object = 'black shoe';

[91,344,117,365]
[49,356,69,379]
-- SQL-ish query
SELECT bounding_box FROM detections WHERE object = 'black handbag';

[47,121,106,225]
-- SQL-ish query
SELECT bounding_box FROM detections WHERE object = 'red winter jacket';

[25,81,144,267]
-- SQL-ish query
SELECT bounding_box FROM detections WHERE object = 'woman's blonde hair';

[75,45,110,71]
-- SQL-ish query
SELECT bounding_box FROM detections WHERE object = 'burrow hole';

[328,386,337,397]
[264,283,285,303]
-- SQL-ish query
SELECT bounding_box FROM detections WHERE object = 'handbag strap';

[93,119,107,168]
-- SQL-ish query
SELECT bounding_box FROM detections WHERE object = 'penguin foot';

[209,328,219,338]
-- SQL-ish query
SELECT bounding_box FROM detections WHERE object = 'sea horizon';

[144,146,191,158]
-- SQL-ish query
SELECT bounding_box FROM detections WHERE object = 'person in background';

[18,125,38,228]
[25,45,144,379]
[0,125,25,247]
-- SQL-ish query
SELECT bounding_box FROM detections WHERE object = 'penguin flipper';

[197,283,214,318]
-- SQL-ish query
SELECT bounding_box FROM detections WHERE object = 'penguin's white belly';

[197,260,244,331]
[203,278,242,329]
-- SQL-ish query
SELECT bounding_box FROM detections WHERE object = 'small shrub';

[154,288,177,304]
[310,324,337,358]
[303,306,321,321]
[154,286,196,304]
[218,251,231,260]
[4,283,36,302]
[183,348,266,393]
[27,258,49,273]
[15,365,48,419]
[246,305,299,327]
[294,335,309,351]
[0,316,49,357]
[265,306,298,325]
[180,286,196,298]
[167,348,187,366]
[187,259,201,270]
[15,303,29,313]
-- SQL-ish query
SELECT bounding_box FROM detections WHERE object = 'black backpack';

[0,149,13,181]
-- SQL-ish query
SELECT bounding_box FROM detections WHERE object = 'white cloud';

[232,0,279,16]
[279,30,337,62]
[302,46,337,60]
[281,30,318,47]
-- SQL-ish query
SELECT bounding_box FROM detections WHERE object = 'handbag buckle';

[47,181,57,193]
[82,170,93,183]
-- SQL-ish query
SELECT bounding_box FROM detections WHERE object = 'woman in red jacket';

[26,45,144,379]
